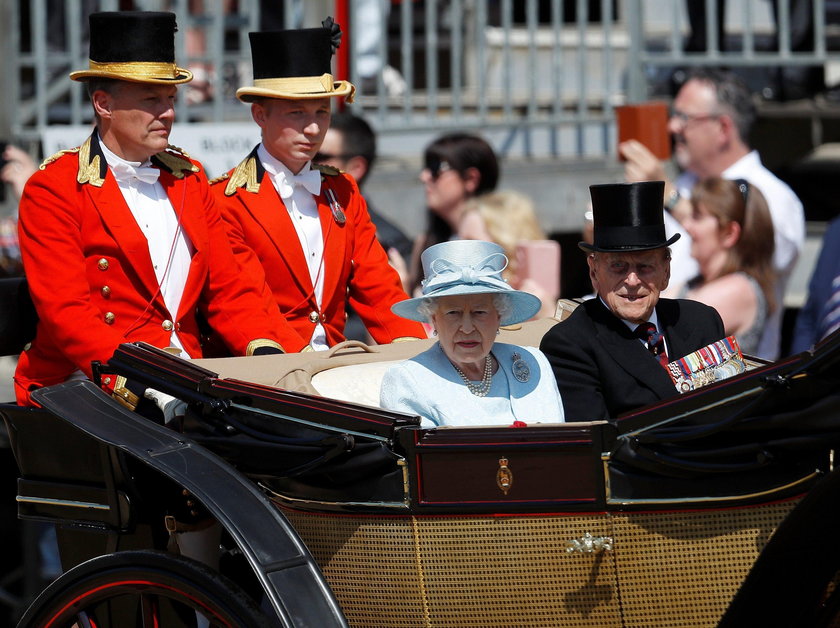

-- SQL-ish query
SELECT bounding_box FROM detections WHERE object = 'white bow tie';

[110,161,161,185]
[275,169,321,200]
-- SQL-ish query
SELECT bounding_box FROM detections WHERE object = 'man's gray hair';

[686,68,756,144]
[418,292,513,324]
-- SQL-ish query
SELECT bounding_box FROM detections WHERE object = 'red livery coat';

[14,133,285,405]
[211,149,425,350]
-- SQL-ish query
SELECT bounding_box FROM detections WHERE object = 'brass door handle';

[566,532,613,554]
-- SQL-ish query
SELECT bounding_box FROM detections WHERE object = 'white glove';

[143,388,188,424]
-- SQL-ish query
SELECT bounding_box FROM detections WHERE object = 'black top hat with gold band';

[580,181,680,253]
[236,23,354,103]
[70,12,192,84]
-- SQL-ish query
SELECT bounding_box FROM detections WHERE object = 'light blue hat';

[391,240,542,326]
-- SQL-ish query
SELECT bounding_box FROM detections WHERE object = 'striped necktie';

[635,322,669,369]
[818,275,840,341]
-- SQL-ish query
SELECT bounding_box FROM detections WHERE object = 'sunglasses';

[314,151,352,163]
[425,159,453,180]
[733,178,750,204]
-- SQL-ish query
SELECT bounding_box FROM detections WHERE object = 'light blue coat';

[380,342,565,427]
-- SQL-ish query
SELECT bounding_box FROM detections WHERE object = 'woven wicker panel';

[282,510,430,627]
[413,515,621,627]
[612,499,799,628]
[282,508,622,628]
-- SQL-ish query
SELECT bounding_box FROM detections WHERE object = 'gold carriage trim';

[245,339,284,356]
[112,375,140,411]
[88,60,185,80]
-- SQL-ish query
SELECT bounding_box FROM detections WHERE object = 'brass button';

[97,258,109,271]
[103,377,111,385]
[308,311,319,323]
[101,285,111,298]
[104,312,115,324]
[162,320,174,331]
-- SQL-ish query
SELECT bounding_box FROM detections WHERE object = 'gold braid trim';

[40,147,80,170]
[392,336,423,343]
[253,74,337,94]
[312,163,342,176]
[89,60,184,80]
[224,156,260,196]
[155,147,199,179]
[245,339,284,356]
[77,137,105,187]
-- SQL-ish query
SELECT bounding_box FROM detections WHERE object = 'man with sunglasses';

[211,23,424,351]
[620,67,804,361]
[317,112,412,262]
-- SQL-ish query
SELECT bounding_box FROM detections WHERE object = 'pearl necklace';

[452,354,494,397]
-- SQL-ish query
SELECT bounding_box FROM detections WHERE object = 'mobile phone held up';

[514,240,561,298]
[615,102,671,161]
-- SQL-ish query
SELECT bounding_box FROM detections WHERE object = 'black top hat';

[236,25,354,103]
[70,12,192,84]
[579,181,680,252]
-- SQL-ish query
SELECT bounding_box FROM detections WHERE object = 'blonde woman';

[458,190,559,319]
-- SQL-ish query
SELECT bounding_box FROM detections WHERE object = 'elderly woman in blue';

[380,240,565,427]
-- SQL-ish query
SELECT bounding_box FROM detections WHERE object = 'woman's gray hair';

[419,292,512,324]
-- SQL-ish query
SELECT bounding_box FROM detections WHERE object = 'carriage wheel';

[17,549,274,628]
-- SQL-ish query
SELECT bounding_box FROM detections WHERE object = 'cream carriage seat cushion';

[311,360,403,407]
[194,308,572,408]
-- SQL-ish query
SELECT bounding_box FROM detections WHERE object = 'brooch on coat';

[511,352,530,382]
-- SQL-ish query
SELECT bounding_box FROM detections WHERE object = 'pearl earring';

[432,329,438,336]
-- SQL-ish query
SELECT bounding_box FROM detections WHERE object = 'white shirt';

[100,140,192,357]
[674,150,805,360]
[258,144,328,350]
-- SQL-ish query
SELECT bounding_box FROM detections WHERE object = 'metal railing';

[3,0,840,160]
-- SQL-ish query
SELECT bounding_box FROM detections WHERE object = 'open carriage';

[3,280,840,627]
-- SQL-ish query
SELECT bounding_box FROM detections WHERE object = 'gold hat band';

[253,74,337,94]
[88,60,183,80]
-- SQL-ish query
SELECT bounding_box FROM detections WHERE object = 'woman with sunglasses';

[677,177,776,356]
[406,133,499,295]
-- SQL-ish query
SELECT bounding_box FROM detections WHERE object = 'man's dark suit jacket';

[792,216,840,353]
[539,297,725,421]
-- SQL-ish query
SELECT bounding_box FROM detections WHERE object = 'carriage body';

[3,314,840,627]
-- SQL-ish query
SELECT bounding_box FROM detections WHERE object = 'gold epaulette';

[224,156,260,196]
[209,172,231,186]
[312,163,342,176]
[40,147,80,170]
[166,144,192,159]
[155,145,200,179]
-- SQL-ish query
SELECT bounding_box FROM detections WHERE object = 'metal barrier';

[3,0,840,160]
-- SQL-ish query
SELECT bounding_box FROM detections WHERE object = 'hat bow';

[422,253,508,294]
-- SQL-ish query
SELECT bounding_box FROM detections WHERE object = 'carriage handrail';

[31,380,350,628]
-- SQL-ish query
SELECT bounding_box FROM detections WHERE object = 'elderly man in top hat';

[539,181,725,421]
[14,11,288,407]
[211,20,424,351]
